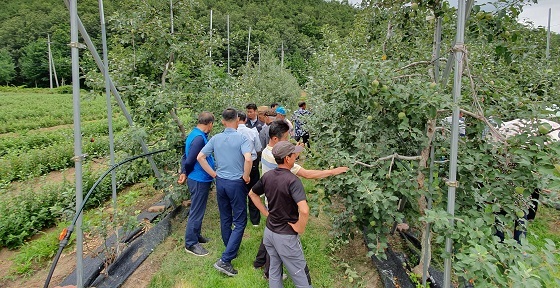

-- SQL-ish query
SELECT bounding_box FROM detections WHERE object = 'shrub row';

[0,118,127,156]
[0,91,113,133]
[0,136,110,183]
[0,160,154,249]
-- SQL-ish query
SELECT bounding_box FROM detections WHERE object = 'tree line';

[0,0,357,87]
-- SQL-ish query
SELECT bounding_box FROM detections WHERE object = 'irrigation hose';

[43,149,167,288]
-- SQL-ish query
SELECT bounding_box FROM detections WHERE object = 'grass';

[148,180,350,288]
[527,204,560,281]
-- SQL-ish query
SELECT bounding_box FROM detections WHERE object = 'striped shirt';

[261,145,301,175]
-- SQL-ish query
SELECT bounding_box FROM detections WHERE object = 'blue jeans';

[216,177,248,263]
[184,178,212,247]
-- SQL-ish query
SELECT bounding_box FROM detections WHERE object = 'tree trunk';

[412,119,436,276]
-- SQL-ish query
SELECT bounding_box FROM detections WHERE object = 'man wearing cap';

[253,120,349,278]
[249,141,312,288]
[197,108,253,277]
[259,109,277,149]
[237,111,263,226]
[246,103,264,133]
[257,105,269,124]
[275,106,294,136]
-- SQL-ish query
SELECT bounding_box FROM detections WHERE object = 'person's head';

[197,111,215,133]
[269,119,290,145]
[272,141,303,168]
[275,107,287,119]
[298,101,306,110]
[264,109,277,125]
[221,108,238,127]
[257,106,268,122]
[237,111,247,124]
[246,103,258,121]
[270,102,279,110]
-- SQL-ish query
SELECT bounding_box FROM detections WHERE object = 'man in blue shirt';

[197,108,253,276]
[178,112,215,256]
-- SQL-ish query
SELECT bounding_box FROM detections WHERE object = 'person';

[275,107,293,136]
[270,102,279,110]
[254,119,349,278]
[259,109,277,149]
[177,112,215,256]
[249,141,312,288]
[257,105,269,124]
[293,101,311,148]
[197,108,253,277]
[237,111,263,226]
[246,103,264,133]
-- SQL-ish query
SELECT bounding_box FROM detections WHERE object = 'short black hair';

[298,101,306,108]
[246,103,257,111]
[269,119,290,140]
[198,112,214,125]
[222,108,238,122]
[270,102,279,108]
[238,111,247,122]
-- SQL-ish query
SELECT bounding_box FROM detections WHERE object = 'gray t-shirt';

[252,167,306,235]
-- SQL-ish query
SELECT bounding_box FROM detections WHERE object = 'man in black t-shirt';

[248,141,312,288]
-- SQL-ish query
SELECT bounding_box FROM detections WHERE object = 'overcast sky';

[347,0,559,33]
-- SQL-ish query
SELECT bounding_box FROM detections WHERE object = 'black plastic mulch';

[59,199,182,287]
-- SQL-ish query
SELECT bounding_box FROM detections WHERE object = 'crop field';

[0,89,135,248]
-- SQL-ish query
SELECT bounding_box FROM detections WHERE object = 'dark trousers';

[294,134,310,148]
[247,164,261,225]
[254,239,269,272]
[495,211,527,244]
[216,177,248,263]
[184,179,212,247]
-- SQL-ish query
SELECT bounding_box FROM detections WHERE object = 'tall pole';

[170,0,174,34]
[432,15,442,82]
[227,15,230,74]
[63,0,161,179]
[48,34,53,89]
[441,0,473,84]
[281,42,284,68]
[69,0,84,286]
[247,26,251,65]
[209,10,212,61]
[98,0,118,254]
[546,8,551,60]
[444,0,466,287]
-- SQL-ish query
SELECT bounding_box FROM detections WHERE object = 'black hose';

[43,149,167,288]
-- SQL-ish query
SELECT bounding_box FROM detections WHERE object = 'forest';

[0,0,357,86]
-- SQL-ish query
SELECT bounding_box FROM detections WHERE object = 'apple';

[372,79,380,87]
[514,187,524,194]
[538,123,552,134]
[90,137,95,142]
[367,115,373,121]
[411,3,418,10]
[429,82,437,89]
[381,85,388,92]
[370,220,376,226]
[398,112,406,119]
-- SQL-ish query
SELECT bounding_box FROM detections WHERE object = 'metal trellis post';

[444,0,466,287]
